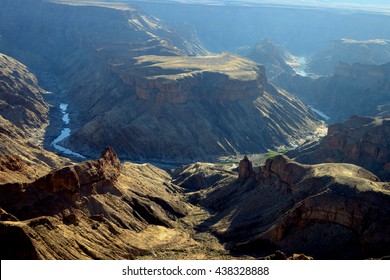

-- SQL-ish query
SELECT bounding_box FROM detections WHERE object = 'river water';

[296,56,308,76]
[51,103,85,159]
[309,106,331,121]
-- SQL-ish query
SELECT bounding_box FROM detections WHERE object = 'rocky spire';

[238,156,255,183]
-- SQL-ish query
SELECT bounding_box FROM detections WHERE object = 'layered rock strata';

[0,53,68,184]
[289,116,390,180]
[178,155,390,259]
[275,62,390,121]
[0,147,191,259]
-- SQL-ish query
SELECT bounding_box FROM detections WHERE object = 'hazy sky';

[130,0,390,8]
[159,0,390,13]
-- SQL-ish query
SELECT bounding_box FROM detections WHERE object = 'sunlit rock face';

[289,116,390,181]
[0,0,320,163]
[182,155,390,259]
[0,147,191,260]
[0,52,68,184]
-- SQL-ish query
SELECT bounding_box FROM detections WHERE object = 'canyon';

[275,62,390,122]
[1,0,390,260]
[0,0,321,162]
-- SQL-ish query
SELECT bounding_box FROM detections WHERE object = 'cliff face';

[64,60,319,161]
[0,0,321,163]
[0,53,68,184]
[310,39,390,76]
[289,116,390,181]
[247,39,295,80]
[116,53,267,104]
[0,0,207,72]
[274,62,390,121]
[179,155,390,259]
[0,147,193,259]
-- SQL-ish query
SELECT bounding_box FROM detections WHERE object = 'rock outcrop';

[275,62,390,121]
[0,0,321,163]
[309,39,390,76]
[238,156,255,182]
[182,155,390,259]
[247,39,295,80]
[0,147,194,259]
[0,52,68,184]
[289,116,390,180]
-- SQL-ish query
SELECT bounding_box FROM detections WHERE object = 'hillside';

[0,0,321,163]
[0,53,68,184]
[310,39,390,76]
[177,155,390,259]
[275,62,390,122]
[63,52,319,161]
[288,115,390,181]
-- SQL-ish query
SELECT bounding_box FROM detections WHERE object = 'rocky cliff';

[0,147,195,259]
[116,53,266,103]
[310,39,390,76]
[62,47,319,161]
[64,58,319,161]
[247,39,295,80]
[0,53,68,184]
[178,155,390,259]
[289,116,390,181]
[0,0,321,163]
[0,0,207,72]
[274,62,390,121]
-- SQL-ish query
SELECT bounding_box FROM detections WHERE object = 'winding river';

[51,103,85,159]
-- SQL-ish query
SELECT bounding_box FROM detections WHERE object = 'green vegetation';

[265,149,290,159]
[265,152,279,158]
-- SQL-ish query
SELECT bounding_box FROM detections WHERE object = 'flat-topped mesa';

[114,53,267,104]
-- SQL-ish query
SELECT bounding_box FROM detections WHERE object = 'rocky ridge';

[275,62,390,121]
[176,155,390,259]
[1,0,321,163]
[247,39,295,80]
[310,39,390,76]
[288,115,390,181]
[0,147,200,259]
[0,53,68,184]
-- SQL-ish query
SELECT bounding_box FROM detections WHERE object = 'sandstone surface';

[0,147,217,259]
[176,155,390,259]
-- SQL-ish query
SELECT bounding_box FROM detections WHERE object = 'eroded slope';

[176,156,390,259]
[0,53,68,184]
